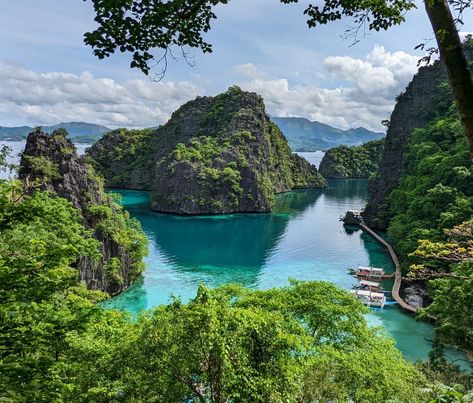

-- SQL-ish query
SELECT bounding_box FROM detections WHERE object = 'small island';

[87,86,326,214]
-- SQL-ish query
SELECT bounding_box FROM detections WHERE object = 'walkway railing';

[359,223,417,314]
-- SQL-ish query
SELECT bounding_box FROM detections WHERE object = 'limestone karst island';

[1,1,472,401]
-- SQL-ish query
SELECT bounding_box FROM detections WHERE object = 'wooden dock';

[359,223,417,314]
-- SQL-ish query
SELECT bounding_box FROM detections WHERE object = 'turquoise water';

[99,180,468,366]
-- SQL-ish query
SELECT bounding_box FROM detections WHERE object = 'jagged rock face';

[403,281,429,309]
[88,87,326,215]
[19,131,145,295]
[20,131,105,212]
[362,60,453,229]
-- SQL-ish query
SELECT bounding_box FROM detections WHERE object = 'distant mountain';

[0,122,111,143]
[271,117,385,151]
[1,118,384,151]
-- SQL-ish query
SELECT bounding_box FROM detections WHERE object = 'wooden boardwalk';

[359,223,417,314]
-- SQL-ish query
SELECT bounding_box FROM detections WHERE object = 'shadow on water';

[325,179,369,201]
[134,189,323,284]
[103,182,471,368]
[103,188,323,312]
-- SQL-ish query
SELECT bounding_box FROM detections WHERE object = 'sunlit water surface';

[104,180,468,365]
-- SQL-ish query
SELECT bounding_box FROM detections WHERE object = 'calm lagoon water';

[2,141,467,365]
[103,180,468,365]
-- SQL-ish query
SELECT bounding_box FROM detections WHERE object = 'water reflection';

[106,182,371,313]
[325,179,369,201]
[121,189,324,290]
[101,181,470,366]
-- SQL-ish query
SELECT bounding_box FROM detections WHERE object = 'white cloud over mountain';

[0,45,419,131]
[236,45,419,131]
[0,62,201,127]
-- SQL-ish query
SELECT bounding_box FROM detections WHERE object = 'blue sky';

[1,1,472,130]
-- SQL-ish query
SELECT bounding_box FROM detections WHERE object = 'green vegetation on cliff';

[86,128,155,188]
[380,106,473,355]
[385,115,473,353]
[409,221,473,352]
[319,139,385,179]
[387,117,472,269]
[88,87,326,215]
[0,179,109,399]
[19,131,148,295]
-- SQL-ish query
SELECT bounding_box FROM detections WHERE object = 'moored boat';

[349,265,387,279]
[353,279,382,292]
[351,289,386,308]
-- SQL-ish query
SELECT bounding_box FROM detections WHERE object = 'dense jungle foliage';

[0,200,429,403]
[384,97,473,353]
[319,139,385,179]
[86,127,156,188]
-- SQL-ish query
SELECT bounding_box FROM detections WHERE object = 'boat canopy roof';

[359,280,380,287]
[357,266,384,273]
[355,290,385,298]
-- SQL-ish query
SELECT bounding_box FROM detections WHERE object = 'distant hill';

[272,117,385,151]
[0,122,111,143]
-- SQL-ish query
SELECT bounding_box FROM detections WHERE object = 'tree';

[84,0,473,158]
[407,220,473,351]
[424,0,473,159]
[60,281,426,402]
[0,180,107,401]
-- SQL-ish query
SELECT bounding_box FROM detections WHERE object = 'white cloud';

[236,45,419,131]
[0,61,202,128]
[324,45,418,97]
[233,63,265,79]
[0,45,420,132]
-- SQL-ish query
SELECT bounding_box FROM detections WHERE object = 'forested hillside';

[319,139,385,179]
[88,87,326,215]
[360,47,473,356]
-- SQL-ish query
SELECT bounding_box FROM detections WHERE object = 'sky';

[1,1,473,131]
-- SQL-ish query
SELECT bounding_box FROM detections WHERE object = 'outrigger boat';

[349,265,388,280]
[353,279,382,292]
[351,289,386,308]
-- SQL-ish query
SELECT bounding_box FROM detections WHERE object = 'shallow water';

[103,180,469,366]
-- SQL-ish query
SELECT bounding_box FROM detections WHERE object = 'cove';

[103,178,467,365]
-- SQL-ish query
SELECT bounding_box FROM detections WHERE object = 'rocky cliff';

[362,60,454,229]
[88,86,326,214]
[19,130,147,295]
[319,139,384,179]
